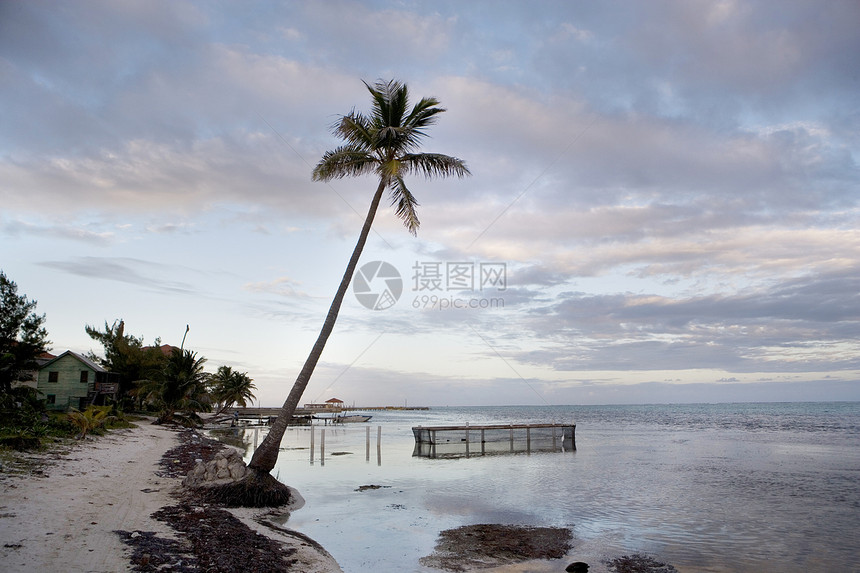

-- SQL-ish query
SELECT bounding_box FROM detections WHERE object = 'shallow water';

[232,403,860,573]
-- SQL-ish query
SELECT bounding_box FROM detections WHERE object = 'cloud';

[298,1,455,70]
[1,218,115,245]
[38,256,203,296]
[512,266,860,373]
[530,0,860,124]
[3,1,858,404]
[244,276,309,298]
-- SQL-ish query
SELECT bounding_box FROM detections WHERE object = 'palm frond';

[389,175,421,235]
[392,97,443,151]
[386,81,410,128]
[333,112,374,149]
[404,97,444,131]
[363,79,424,153]
[313,145,378,181]
[364,79,389,113]
[400,153,471,179]
[373,125,407,151]
[365,79,402,129]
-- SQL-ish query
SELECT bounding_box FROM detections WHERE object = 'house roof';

[39,350,107,373]
[35,351,57,366]
[142,344,180,356]
[325,398,344,404]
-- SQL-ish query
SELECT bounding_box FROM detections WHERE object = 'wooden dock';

[227,405,430,426]
[232,405,429,418]
[412,423,575,458]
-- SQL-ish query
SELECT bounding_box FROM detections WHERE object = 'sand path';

[0,422,180,573]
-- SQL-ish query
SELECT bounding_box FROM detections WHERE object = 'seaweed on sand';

[606,554,678,573]
[190,468,293,507]
[116,428,297,571]
[160,428,292,507]
[420,524,573,572]
[117,504,297,572]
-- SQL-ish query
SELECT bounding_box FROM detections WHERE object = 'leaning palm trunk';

[242,79,468,484]
[248,180,386,473]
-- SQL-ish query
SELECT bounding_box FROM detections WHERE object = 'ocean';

[230,402,860,573]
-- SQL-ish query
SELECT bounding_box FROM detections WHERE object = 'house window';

[80,371,89,383]
[46,394,56,404]
[48,371,58,383]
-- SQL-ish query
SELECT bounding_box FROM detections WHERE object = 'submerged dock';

[412,423,575,458]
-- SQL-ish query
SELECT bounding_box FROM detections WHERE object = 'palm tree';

[136,348,210,426]
[247,79,469,476]
[211,365,256,414]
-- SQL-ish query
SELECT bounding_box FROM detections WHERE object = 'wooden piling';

[376,425,382,466]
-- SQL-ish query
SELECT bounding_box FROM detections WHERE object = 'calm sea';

[231,403,860,573]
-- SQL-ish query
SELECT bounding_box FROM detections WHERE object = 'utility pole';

[180,324,190,350]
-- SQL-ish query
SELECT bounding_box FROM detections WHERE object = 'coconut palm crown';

[211,365,256,414]
[245,79,469,478]
[312,79,470,234]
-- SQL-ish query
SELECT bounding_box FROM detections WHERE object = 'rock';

[228,463,246,479]
[182,448,250,488]
[567,562,589,572]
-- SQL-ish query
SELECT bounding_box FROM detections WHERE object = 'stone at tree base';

[183,448,248,487]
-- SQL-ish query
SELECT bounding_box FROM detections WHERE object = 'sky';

[1,0,859,407]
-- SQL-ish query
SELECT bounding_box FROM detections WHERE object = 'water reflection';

[411,440,574,459]
[208,427,252,456]
[304,425,384,466]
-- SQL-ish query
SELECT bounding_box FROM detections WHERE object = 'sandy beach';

[0,420,340,573]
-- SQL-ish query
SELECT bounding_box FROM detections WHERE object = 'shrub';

[67,405,114,439]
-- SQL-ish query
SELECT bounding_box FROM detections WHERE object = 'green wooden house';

[37,351,118,411]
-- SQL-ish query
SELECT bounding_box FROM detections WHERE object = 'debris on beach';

[117,504,298,572]
[169,430,291,507]
[606,554,678,573]
[419,523,572,571]
[157,429,225,479]
[116,529,197,572]
[115,428,304,572]
[355,484,390,492]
